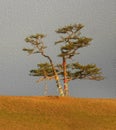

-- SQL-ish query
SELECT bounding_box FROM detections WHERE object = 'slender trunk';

[41,52,64,96]
[63,57,69,96]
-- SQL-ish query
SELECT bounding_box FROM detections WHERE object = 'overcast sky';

[0,0,116,98]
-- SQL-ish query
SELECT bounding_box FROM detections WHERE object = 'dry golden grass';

[0,96,116,130]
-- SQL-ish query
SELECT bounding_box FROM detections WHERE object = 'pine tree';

[23,24,104,96]
[55,24,104,96]
[23,34,64,96]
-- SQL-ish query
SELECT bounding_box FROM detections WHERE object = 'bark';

[63,57,69,96]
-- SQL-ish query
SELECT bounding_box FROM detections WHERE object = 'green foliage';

[23,48,34,55]
[55,24,92,59]
[25,34,45,42]
[23,33,47,55]
[30,63,54,77]
[67,62,104,80]
[54,62,103,81]
[56,24,84,33]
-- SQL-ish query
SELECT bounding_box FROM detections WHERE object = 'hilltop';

[0,96,116,130]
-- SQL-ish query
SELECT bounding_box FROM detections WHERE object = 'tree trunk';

[63,57,69,96]
[41,52,64,96]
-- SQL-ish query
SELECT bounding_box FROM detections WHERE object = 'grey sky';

[0,0,116,97]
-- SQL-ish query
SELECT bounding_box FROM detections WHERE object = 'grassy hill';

[0,96,116,130]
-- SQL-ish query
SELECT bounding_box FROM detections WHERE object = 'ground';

[0,96,116,130]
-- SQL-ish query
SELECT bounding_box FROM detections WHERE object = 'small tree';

[23,23,104,96]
